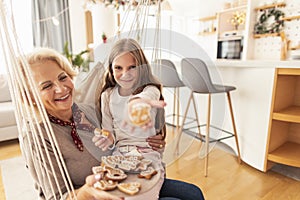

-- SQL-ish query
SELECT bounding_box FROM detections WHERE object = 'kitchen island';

[214,59,300,171]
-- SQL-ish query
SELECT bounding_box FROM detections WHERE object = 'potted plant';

[102,32,107,43]
[63,42,90,72]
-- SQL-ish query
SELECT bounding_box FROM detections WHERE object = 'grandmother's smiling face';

[31,60,74,120]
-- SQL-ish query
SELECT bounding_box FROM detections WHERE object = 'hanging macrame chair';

[0,0,164,199]
[0,1,78,199]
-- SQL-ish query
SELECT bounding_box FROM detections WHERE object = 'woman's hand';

[146,134,166,151]
[92,130,114,151]
[73,174,123,200]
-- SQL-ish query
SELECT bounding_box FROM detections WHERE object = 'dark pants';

[159,178,205,200]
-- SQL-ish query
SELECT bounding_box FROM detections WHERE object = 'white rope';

[0,0,76,199]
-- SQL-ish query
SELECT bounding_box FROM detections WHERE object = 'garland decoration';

[254,8,285,34]
[84,0,161,10]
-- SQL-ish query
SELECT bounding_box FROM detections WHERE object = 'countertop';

[215,59,300,68]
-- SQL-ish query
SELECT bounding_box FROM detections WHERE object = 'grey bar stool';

[152,59,200,132]
[175,57,242,177]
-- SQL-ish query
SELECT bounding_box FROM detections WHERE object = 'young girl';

[94,38,166,199]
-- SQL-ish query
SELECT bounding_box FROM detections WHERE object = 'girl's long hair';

[97,38,164,131]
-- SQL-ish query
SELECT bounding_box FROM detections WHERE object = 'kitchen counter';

[212,60,300,171]
[215,59,300,68]
[166,59,299,172]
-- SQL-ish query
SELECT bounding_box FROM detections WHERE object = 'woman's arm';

[146,134,166,151]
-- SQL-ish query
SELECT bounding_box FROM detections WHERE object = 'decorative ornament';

[84,0,162,10]
[230,11,246,30]
[254,8,285,34]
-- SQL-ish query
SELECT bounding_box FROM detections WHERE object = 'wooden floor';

[0,139,22,200]
[1,138,300,200]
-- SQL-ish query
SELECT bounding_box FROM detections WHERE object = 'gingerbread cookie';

[94,128,109,138]
[117,182,141,195]
[94,179,118,191]
[129,102,151,126]
[104,166,128,181]
[138,167,157,180]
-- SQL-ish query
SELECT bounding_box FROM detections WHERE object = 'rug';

[0,156,37,200]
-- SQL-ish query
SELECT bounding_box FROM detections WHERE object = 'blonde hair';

[100,38,160,93]
[19,47,77,122]
[26,47,77,79]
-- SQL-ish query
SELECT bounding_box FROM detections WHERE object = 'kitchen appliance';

[217,31,243,60]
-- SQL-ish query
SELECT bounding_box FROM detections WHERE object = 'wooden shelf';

[198,15,217,22]
[253,33,280,38]
[198,31,216,36]
[265,68,300,171]
[282,15,300,21]
[268,142,300,168]
[289,45,300,50]
[277,68,300,75]
[273,106,300,123]
[255,2,286,11]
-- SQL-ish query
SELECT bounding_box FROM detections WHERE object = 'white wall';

[67,0,229,59]
[168,0,224,17]
[69,0,87,54]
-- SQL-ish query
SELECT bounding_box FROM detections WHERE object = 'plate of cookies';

[101,155,154,173]
[92,155,160,196]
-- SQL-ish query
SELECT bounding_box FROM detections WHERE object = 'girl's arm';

[128,86,166,129]
[93,90,115,151]
[100,90,114,134]
[129,86,166,150]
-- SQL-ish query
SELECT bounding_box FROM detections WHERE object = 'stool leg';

[204,94,211,177]
[176,87,180,131]
[226,92,242,164]
[175,91,193,155]
[191,93,202,140]
[172,87,176,130]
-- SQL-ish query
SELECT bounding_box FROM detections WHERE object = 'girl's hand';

[73,174,123,200]
[146,134,166,151]
[123,98,166,131]
[92,129,114,151]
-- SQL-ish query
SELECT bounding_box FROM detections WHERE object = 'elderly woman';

[21,47,204,200]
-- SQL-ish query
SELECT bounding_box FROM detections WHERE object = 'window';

[0,0,33,74]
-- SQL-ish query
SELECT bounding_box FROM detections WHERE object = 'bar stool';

[175,57,242,177]
[152,59,199,132]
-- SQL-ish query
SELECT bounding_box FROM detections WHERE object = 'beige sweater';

[101,85,160,148]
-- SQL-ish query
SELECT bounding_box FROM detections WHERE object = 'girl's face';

[31,60,74,120]
[112,52,138,96]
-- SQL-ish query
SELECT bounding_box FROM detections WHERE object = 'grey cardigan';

[22,103,112,199]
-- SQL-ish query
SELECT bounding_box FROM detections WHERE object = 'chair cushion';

[0,102,16,127]
[0,74,12,102]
